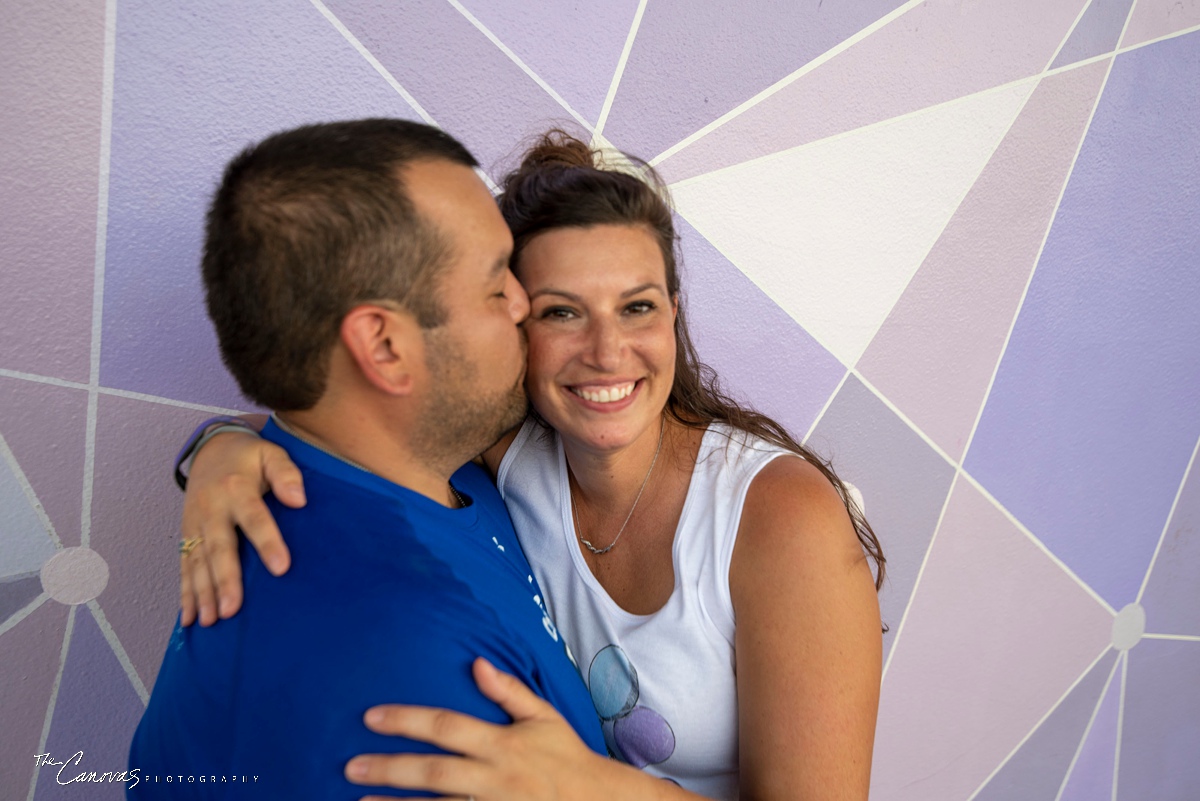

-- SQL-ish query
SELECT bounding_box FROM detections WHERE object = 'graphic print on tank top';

[588,644,676,767]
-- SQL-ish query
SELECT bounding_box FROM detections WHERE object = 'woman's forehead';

[518,224,665,285]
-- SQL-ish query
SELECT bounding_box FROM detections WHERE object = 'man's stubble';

[409,325,529,472]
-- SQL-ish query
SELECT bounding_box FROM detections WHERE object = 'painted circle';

[612,705,676,768]
[1111,602,1146,650]
[40,547,109,605]
[588,645,639,720]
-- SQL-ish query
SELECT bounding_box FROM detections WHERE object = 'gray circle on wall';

[1111,602,1146,651]
[40,547,110,605]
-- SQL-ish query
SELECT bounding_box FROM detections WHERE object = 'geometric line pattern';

[26,604,75,801]
[969,647,1119,801]
[3,5,1197,800]
[592,0,649,138]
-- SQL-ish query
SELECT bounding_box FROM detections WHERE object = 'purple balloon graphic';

[613,705,676,768]
[601,719,627,762]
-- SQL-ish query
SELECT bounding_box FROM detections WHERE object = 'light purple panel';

[1119,639,1200,798]
[0,575,44,627]
[602,0,906,158]
[806,376,956,661]
[1121,0,1200,48]
[657,0,1089,184]
[973,649,1118,801]
[1058,659,1121,801]
[89,395,212,690]
[457,0,639,125]
[871,480,1113,801]
[100,0,424,409]
[0,378,88,547]
[964,32,1200,609]
[0,0,104,382]
[34,606,144,801]
[325,0,589,176]
[858,59,1109,461]
[1140,454,1200,635]
[0,600,69,797]
[1051,0,1137,68]
[677,218,843,441]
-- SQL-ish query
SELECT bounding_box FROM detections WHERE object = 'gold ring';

[179,536,204,556]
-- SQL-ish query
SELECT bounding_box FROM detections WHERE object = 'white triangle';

[0,436,57,580]
[670,81,1036,367]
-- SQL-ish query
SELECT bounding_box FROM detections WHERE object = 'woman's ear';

[339,304,423,396]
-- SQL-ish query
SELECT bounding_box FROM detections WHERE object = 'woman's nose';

[585,316,623,370]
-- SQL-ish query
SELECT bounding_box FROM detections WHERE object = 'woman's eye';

[541,307,577,320]
[625,300,655,315]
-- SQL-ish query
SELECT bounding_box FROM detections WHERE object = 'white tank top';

[496,418,792,800]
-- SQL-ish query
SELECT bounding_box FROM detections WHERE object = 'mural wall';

[3,1,1198,798]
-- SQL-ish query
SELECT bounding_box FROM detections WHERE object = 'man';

[128,119,605,798]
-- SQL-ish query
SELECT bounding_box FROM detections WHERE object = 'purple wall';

[2,2,1197,798]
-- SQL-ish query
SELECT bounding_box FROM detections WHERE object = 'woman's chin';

[554,415,659,457]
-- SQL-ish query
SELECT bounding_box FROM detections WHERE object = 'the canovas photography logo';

[34,751,260,789]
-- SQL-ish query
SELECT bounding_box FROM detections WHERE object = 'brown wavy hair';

[497,131,886,592]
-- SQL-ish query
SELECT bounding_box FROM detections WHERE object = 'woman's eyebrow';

[528,288,581,301]
[529,283,667,302]
[620,283,666,298]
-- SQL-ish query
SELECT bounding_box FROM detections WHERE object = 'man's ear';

[339,304,423,396]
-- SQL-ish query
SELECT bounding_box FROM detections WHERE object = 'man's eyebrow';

[490,254,512,277]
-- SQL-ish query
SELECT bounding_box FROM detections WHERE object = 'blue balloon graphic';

[588,645,639,720]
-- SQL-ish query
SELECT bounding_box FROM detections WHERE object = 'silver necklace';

[273,414,467,508]
[570,419,664,556]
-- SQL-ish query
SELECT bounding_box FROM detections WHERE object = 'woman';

[179,131,885,800]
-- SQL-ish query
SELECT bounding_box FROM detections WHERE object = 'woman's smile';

[565,378,644,410]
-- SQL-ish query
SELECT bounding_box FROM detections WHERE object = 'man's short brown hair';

[202,119,478,410]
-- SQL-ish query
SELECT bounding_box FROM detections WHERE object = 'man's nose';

[506,271,530,324]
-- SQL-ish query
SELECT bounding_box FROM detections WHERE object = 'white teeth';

[572,383,635,403]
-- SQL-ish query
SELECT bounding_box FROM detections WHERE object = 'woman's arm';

[177,415,527,625]
[730,456,882,801]
[179,427,304,626]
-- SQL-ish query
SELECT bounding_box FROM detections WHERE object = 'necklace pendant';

[579,537,616,556]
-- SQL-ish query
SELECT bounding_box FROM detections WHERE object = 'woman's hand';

[348,658,706,801]
[345,658,604,801]
[179,429,306,627]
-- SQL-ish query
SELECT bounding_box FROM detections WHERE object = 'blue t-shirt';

[128,420,604,798]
